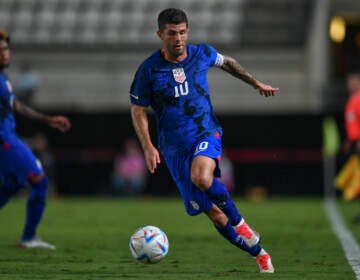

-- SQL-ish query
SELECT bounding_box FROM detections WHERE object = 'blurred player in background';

[130,8,278,273]
[0,30,71,249]
[342,72,360,222]
[111,138,146,196]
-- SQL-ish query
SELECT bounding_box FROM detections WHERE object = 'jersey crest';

[172,68,186,83]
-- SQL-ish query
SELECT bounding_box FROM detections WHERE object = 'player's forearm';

[130,105,154,152]
[221,55,259,88]
[14,100,49,122]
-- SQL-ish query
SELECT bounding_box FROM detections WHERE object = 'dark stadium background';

[16,111,326,196]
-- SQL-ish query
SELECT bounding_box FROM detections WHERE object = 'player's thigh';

[0,139,43,185]
[191,136,222,188]
[164,154,213,216]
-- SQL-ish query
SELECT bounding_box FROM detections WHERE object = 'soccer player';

[0,30,71,249]
[130,8,278,272]
[344,73,360,155]
[343,72,360,222]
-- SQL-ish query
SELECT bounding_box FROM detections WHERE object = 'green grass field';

[0,196,359,280]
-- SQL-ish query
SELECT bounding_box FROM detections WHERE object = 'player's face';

[157,22,188,60]
[0,40,10,70]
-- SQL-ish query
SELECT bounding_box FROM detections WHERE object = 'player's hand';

[255,81,279,97]
[144,145,161,174]
[46,116,71,132]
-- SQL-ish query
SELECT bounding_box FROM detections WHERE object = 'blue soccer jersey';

[0,73,16,139]
[130,44,223,156]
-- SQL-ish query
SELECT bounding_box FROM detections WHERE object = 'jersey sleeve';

[345,96,360,141]
[129,62,152,107]
[202,44,224,68]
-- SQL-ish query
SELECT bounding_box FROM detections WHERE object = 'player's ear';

[156,30,163,40]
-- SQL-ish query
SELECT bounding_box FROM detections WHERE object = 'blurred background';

[1,0,360,197]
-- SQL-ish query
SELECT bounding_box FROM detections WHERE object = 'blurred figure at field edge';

[130,8,278,273]
[111,138,146,196]
[218,149,236,194]
[0,30,71,249]
[343,72,360,223]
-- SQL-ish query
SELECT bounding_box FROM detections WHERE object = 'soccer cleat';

[255,249,275,273]
[19,237,56,250]
[234,220,260,247]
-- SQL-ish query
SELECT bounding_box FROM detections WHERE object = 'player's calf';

[21,176,48,241]
[205,179,242,226]
[215,221,261,256]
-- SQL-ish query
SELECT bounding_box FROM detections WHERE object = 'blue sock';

[206,179,242,226]
[22,176,48,241]
[216,222,261,256]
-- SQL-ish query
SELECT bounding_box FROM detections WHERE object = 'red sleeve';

[345,92,360,141]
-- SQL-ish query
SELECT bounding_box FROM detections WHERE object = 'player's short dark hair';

[0,30,10,43]
[157,8,188,31]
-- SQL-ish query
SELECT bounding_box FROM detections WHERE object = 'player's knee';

[28,173,46,185]
[191,172,212,190]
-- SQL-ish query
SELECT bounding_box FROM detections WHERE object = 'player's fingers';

[151,162,157,173]
[147,160,154,173]
[57,122,65,130]
[150,157,159,174]
[156,153,161,164]
[261,90,268,97]
[58,122,70,132]
[62,121,71,131]
[263,90,276,97]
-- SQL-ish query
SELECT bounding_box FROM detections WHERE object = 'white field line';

[324,198,360,280]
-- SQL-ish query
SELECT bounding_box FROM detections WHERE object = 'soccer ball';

[129,225,169,264]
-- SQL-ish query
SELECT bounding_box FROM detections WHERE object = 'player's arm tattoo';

[13,100,48,122]
[221,55,258,88]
